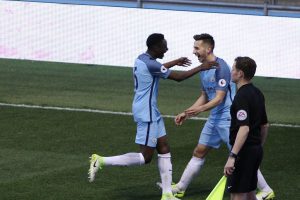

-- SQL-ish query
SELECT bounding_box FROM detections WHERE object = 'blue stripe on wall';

[9,0,300,18]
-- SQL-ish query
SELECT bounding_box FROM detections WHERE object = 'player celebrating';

[88,33,217,200]
[162,33,235,198]
[164,34,274,199]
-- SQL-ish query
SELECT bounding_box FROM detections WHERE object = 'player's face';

[193,40,211,63]
[156,39,168,59]
[231,62,242,83]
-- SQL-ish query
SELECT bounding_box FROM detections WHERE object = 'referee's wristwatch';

[229,151,238,159]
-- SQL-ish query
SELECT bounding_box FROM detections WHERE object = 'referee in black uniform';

[224,57,269,200]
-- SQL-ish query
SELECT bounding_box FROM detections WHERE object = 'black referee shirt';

[230,83,268,146]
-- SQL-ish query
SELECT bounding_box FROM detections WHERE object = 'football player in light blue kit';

[166,33,273,199]
[88,33,218,200]
[168,33,235,197]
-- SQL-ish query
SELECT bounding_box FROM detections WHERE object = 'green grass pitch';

[0,58,299,200]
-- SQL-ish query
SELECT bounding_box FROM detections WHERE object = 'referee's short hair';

[235,56,257,80]
[146,33,164,49]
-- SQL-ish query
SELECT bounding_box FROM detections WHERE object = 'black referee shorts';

[227,145,263,193]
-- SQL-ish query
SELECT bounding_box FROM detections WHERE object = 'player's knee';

[231,193,247,200]
[142,153,153,164]
[157,145,170,154]
[246,191,257,200]
[144,155,153,164]
[193,146,208,158]
[157,136,170,154]
[193,150,205,158]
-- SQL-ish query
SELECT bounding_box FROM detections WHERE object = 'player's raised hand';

[176,57,192,67]
[199,61,219,71]
[175,112,187,125]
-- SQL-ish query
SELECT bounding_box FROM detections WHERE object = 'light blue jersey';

[198,57,235,149]
[132,53,171,122]
[200,57,236,121]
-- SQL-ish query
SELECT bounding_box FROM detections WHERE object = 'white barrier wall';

[0,1,299,79]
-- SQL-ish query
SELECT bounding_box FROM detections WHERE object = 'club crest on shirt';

[161,66,167,73]
[152,138,157,145]
[237,110,247,121]
[218,79,226,87]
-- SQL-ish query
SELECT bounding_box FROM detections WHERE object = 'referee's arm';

[224,125,249,176]
[231,126,250,155]
[260,101,269,146]
[260,123,269,146]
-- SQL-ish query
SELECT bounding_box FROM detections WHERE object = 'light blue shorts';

[198,119,231,149]
[135,118,166,147]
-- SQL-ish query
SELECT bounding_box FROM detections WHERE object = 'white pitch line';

[0,103,299,128]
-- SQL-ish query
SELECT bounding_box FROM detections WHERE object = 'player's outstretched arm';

[168,61,218,82]
[187,91,208,109]
[175,112,187,126]
[163,57,191,69]
[185,90,226,117]
[175,92,208,126]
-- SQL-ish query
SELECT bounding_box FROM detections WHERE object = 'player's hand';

[224,157,236,177]
[199,61,219,71]
[184,106,202,117]
[176,57,192,67]
[175,112,187,125]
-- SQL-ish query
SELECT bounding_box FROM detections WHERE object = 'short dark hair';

[234,56,257,80]
[193,33,215,50]
[146,33,164,48]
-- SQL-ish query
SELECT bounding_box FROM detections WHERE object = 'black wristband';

[229,152,238,159]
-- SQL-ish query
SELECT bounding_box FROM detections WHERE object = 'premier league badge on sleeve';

[237,110,247,121]
[218,79,227,87]
[161,66,167,73]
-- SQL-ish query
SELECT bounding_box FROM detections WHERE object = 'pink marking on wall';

[4,8,14,14]
[0,45,18,57]
[16,27,22,33]
[80,46,95,61]
[32,50,51,59]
